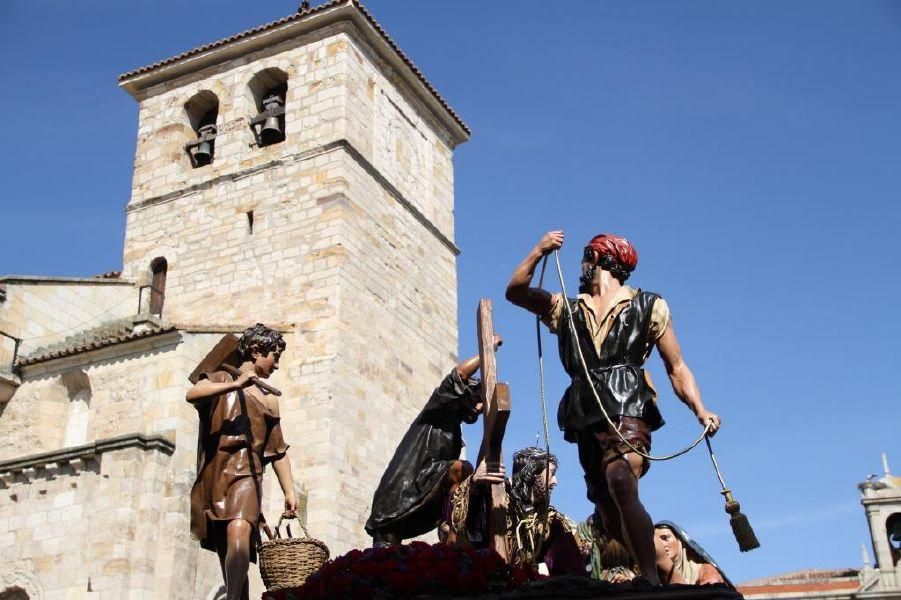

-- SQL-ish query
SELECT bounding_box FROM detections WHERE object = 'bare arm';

[656,324,721,434]
[455,334,503,380]
[505,231,564,317]
[271,454,297,514]
[185,370,255,404]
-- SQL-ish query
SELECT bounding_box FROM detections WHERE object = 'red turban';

[585,233,638,272]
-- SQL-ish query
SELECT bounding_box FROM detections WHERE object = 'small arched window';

[248,68,288,147]
[61,369,91,448]
[184,91,219,167]
[149,257,168,315]
[887,513,900,564]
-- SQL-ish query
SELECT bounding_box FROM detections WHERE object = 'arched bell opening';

[184,90,220,167]
[247,68,288,147]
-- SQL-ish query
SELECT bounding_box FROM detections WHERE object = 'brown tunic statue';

[189,370,290,547]
[187,324,296,600]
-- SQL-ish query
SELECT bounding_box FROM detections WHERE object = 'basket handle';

[275,511,312,540]
[259,513,275,541]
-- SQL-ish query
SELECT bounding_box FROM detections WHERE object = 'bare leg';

[442,460,474,545]
[225,519,252,600]
[604,454,659,585]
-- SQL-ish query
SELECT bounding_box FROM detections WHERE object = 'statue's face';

[251,348,282,379]
[578,260,598,292]
[531,463,558,505]
[654,528,682,562]
[461,391,483,424]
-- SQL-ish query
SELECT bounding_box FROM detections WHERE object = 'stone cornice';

[0,433,175,485]
[125,138,460,256]
[0,275,134,286]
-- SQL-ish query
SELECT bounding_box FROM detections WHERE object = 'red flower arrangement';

[262,542,542,599]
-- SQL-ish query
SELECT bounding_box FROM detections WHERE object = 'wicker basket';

[258,514,330,591]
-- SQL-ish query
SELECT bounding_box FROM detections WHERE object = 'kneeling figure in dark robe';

[365,341,500,547]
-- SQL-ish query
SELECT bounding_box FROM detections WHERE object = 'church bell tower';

[118,0,468,594]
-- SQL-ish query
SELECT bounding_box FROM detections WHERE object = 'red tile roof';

[118,0,469,135]
[17,316,178,367]
[738,580,859,595]
[739,568,860,597]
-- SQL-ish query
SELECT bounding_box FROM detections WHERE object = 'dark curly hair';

[510,447,558,511]
[596,253,632,284]
[237,323,286,361]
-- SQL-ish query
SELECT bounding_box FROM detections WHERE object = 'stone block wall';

[0,280,135,363]
[0,441,173,600]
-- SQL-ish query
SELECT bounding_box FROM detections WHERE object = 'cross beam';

[476,298,511,561]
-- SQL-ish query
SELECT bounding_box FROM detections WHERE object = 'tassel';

[705,435,760,552]
[722,490,760,552]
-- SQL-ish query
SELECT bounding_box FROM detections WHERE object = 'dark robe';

[365,369,477,539]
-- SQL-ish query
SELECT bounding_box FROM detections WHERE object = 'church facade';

[0,2,469,598]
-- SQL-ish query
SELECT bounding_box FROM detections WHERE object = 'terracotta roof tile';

[17,315,178,367]
[738,580,859,595]
[118,0,469,135]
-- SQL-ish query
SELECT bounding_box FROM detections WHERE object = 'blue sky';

[1,0,899,584]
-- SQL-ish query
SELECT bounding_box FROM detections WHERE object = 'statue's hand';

[233,370,256,389]
[283,492,298,515]
[536,230,564,256]
[697,410,721,436]
[473,460,505,486]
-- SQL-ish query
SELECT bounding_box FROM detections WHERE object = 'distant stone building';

[0,1,469,598]
[739,455,901,599]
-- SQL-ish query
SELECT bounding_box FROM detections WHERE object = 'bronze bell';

[194,140,213,166]
[193,124,217,166]
[258,94,285,145]
[260,115,283,145]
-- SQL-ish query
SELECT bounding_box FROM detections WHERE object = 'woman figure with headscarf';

[654,521,731,586]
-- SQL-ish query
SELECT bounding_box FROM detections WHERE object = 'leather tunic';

[189,371,289,553]
[556,290,665,440]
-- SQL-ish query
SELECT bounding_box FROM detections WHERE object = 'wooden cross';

[476,298,511,561]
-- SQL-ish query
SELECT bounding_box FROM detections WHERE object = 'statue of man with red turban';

[505,231,721,586]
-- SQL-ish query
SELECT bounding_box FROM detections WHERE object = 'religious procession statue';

[365,336,502,547]
[654,521,728,586]
[445,447,586,576]
[506,231,722,585]
[187,324,297,600]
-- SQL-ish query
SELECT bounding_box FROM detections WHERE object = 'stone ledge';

[0,433,176,485]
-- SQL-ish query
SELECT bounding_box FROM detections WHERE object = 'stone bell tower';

[117,0,468,594]
[858,454,901,592]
